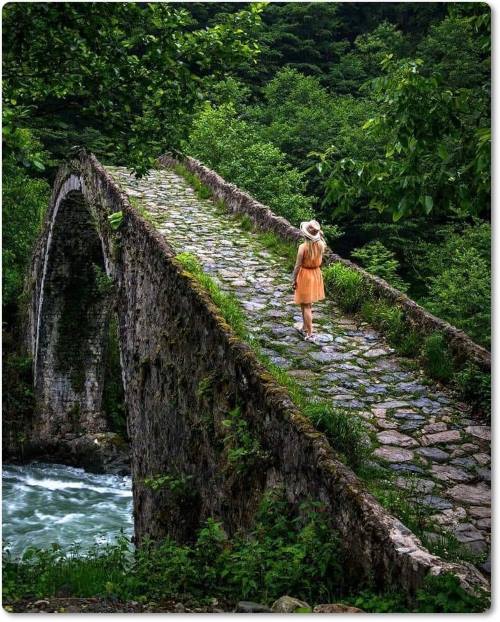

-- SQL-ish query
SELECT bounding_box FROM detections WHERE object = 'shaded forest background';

[3,1,490,349]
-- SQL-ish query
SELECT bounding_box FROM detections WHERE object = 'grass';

[361,299,422,357]
[2,491,489,612]
[173,163,213,200]
[322,262,371,313]
[422,332,454,382]
[2,492,345,607]
[175,252,247,339]
[453,362,491,419]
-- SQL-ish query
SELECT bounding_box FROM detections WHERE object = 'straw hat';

[300,219,322,242]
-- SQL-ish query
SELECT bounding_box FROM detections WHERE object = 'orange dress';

[294,242,325,304]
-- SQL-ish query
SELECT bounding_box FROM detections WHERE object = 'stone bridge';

[25,149,490,597]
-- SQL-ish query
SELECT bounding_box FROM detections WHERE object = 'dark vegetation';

[2,2,490,611]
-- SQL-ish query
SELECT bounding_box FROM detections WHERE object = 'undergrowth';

[2,491,489,612]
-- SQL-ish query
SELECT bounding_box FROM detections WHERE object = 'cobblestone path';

[108,166,491,568]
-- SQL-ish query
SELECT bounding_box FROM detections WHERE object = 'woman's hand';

[292,280,297,290]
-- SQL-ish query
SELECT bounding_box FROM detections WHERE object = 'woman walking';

[293,219,326,341]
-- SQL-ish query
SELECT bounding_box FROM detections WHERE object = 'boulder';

[271,596,310,613]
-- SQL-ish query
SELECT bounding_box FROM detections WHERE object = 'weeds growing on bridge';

[175,251,247,339]
[173,163,213,200]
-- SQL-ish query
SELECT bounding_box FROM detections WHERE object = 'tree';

[318,53,490,222]
[2,2,262,175]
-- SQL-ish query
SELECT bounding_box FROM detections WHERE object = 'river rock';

[376,430,419,448]
[465,426,491,441]
[313,604,363,613]
[271,596,310,612]
[430,464,472,483]
[235,601,272,613]
[416,447,449,462]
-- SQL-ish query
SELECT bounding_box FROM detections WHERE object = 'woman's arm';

[292,244,305,289]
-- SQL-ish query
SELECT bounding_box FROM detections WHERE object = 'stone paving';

[108,166,491,569]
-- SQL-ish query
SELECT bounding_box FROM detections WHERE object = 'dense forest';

[3,2,490,349]
[2,3,491,613]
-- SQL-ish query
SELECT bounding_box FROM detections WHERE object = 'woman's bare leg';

[300,304,307,331]
[303,303,313,335]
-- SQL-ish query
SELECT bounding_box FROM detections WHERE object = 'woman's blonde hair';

[305,237,326,261]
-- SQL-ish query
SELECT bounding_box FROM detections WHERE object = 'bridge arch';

[29,161,122,442]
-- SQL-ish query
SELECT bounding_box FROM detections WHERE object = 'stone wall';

[26,150,487,598]
[158,154,490,374]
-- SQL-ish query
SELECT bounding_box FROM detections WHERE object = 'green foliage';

[415,573,490,613]
[2,538,131,601]
[184,102,313,224]
[360,300,421,357]
[2,128,50,310]
[303,403,369,470]
[351,241,408,292]
[349,589,408,613]
[422,333,454,382]
[322,263,370,313]
[257,232,298,271]
[173,163,213,200]
[349,572,489,613]
[3,494,345,607]
[320,49,490,221]
[92,264,114,297]
[453,363,491,419]
[328,21,409,95]
[222,407,269,475]
[3,3,262,175]
[107,211,124,231]
[419,223,491,349]
[175,252,247,339]
[143,473,194,498]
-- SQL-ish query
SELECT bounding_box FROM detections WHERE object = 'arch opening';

[34,189,113,440]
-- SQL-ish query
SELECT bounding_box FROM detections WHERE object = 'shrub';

[222,406,269,474]
[303,403,369,470]
[348,573,489,613]
[3,155,50,309]
[322,262,369,313]
[360,300,421,356]
[184,102,313,225]
[3,494,345,607]
[453,363,491,419]
[422,333,454,382]
[418,223,491,349]
[415,573,490,613]
[351,240,408,292]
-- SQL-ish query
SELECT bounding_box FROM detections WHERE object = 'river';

[2,462,133,558]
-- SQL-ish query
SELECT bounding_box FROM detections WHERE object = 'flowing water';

[2,462,133,557]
